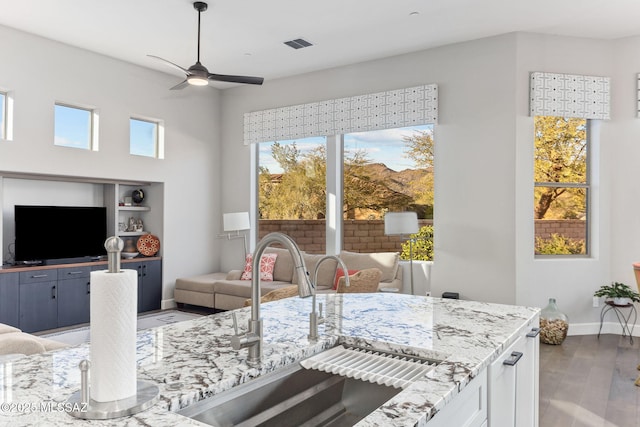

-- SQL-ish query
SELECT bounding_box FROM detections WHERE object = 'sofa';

[0,323,68,361]
[174,249,402,311]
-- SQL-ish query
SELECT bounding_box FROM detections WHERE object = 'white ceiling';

[1,0,639,88]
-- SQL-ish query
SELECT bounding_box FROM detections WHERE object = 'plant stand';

[598,301,637,344]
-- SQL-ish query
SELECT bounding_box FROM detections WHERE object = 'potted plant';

[593,282,640,306]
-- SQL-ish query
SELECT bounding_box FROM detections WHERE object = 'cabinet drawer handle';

[32,274,48,278]
[51,285,57,300]
[503,351,523,366]
[86,282,91,294]
[526,327,540,338]
[67,271,84,275]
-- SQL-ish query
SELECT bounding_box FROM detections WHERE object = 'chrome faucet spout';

[230,232,312,364]
[309,255,349,340]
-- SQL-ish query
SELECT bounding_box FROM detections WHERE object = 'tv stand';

[0,257,162,332]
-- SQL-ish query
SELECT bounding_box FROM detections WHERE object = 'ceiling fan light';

[187,75,208,86]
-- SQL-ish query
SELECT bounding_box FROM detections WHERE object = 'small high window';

[0,91,6,140]
[130,118,163,158]
[54,103,96,150]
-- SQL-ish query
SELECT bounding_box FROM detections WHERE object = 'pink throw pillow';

[240,253,278,281]
[333,269,359,290]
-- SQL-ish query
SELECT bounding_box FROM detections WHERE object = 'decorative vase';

[539,298,569,345]
[123,239,137,253]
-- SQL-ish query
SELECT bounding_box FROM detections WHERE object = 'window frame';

[54,102,98,151]
[129,116,164,159]
[0,91,6,140]
[254,124,433,256]
[533,117,591,258]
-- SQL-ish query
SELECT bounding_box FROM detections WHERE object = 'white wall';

[514,33,614,327]
[0,25,223,304]
[220,32,640,333]
[221,33,520,303]
[609,36,640,296]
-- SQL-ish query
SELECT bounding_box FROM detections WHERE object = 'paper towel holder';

[66,359,160,419]
[66,236,160,419]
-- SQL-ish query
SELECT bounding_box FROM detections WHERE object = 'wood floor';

[540,334,640,427]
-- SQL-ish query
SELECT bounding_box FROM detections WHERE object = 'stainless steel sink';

[178,362,403,427]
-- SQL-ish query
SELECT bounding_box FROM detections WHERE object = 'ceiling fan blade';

[208,73,264,85]
[147,55,189,75]
[170,79,190,90]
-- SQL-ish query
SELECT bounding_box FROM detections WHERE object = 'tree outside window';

[534,116,589,256]
[344,125,434,259]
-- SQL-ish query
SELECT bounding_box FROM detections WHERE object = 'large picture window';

[534,116,589,256]
[256,125,434,257]
[258,136,327,252]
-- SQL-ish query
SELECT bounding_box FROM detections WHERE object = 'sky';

[53,104,156,156]
[259,124,433,173]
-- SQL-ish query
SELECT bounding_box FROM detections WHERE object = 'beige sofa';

[175,249,402,311]
[0,323,68,361]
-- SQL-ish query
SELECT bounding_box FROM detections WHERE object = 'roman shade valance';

[243,84,438,145]
[529,72,610,120]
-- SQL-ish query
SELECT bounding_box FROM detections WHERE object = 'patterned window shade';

[529,72,610,120]
[244,84,438,144]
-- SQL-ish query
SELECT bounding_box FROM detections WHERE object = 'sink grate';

[300,346,437,389]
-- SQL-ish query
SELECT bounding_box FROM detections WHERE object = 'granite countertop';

[0,294,539,426]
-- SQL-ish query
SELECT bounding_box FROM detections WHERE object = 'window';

[534,116,589,256]
[130,118,163,158]
[54,103,96,150]
[343,124,434,258]
[258,136,327,251]
[255,125,434,257]
[0,91,6,140]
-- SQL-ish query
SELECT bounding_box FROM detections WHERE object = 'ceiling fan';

[148,1,264,89]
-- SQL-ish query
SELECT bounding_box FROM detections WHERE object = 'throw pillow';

[333,269,359,290]
[240,253,278,281]
[337,268,382,293]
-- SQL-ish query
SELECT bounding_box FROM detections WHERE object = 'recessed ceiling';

[0,0,639,88]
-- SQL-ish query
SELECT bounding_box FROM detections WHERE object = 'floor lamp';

[384,212,419,295]
[220,212,250,265]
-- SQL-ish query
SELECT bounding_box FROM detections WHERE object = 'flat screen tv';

[14,205,107,265]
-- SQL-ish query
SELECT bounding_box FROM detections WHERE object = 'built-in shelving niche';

[0,172,163,265]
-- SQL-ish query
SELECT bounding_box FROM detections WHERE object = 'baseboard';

[162,298,177,310]
[568,322,640,337]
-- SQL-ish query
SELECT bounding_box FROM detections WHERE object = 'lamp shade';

[384,212,419,235]
[223,212,250,232]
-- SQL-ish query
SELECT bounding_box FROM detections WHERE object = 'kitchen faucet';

[309,255,349,340]
[230,232,313,364]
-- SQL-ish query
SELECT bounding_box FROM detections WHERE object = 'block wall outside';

[258,219,433,254]
[534,219,586,241]
[259,219,585,253]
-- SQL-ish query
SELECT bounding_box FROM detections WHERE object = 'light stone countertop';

[0,293,539,426]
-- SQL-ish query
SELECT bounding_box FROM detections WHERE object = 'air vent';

[284,38,313,49]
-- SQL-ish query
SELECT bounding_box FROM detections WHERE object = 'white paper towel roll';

[90,269,138,402]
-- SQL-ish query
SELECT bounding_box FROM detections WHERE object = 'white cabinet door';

[517,325,540,427]
[427,369,487,427]
[488,336,522,426]
[488,315,540,427]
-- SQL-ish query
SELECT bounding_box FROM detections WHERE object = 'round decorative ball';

[132,189,145,204]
